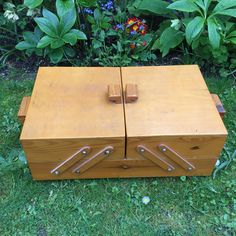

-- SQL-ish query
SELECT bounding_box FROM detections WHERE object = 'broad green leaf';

[63,33,77,45]
[214,0,236,12]
[195,0,211,13]
[16,41,35,50]
[136,0,171,15]
[23,31,37,44]
[151,38,160,50]
[49,48,64,63]
[59,9,76,36]
[34,26,43,41]
[64,46,75,57]
[229,38,236,44]
[51,38,65,49]
[35,17,58,37]
[70,29,87,40]
[37,35,54,48]
[228,30,236,38]
[207,18,220,48]
[159,28,184,56]
[56,0,75,17]
[76,0,97,7]
[24,0,43,9]
[42,9,59,31]
[216,9,236,18]
[168,0,200,13]
[186,16,205,44]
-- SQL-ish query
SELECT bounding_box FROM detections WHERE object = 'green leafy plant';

[137,0,236,63]
[16,8,87,63]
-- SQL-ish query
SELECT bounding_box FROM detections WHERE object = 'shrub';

[0,0,235,71]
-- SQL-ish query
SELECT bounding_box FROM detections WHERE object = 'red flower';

[126,17,147,35]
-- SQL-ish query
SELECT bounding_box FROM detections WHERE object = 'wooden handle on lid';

[125,84,138,103]
[108,84,122,104]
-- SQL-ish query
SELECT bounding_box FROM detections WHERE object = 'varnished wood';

[29,157,218,180]
[50,146,91,175]
[125,84,138,103]
[108,84,122,104]
[20,67,125,140]
[19,66,228,180]
[158,144,195,171]
[211,94,226,119]
[121,66,227,137]
[18,96,31,124]
[73,146,114,174]
[137,145,174,171]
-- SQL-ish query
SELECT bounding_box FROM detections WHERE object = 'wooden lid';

[21,67,125,140]
[122,65,228,137]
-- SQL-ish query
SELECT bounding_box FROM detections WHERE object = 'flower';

[114,23,124,31]
[142,196,150,205]
[126,17,147,36]
[100,0,114,11]
[83,8,93,15]
[4,10,19,22]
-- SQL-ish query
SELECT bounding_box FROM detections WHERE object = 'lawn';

[0,68,235,236]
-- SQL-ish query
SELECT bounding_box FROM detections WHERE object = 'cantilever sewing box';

[18,66,227,180]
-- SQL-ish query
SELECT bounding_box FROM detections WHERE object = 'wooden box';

[19,66,227,180]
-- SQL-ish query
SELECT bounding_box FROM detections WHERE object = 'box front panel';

[22,137,125,180]
[125,135,226,176]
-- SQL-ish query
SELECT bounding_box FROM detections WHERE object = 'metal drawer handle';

[73,146,114,174]
[50,146,91,175]
[158,144,195,171]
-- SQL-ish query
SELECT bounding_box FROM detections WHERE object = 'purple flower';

[116,23,124,30]
[83,8,93,14]
[130,30,137,35]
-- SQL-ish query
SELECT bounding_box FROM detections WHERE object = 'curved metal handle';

[108,84,122,104]
[125,84,138,103]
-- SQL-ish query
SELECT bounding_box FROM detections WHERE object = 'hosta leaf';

[159,27,184,56]
[35,17,58,37]
[228,30,236,38]
[59,9,76,36]
[24,0,43,9]
[207,18,221,48]
[23,31,38,44]
[186,16,205,44]
[168,0,200,12]
[37,35,54,48]
[15,41,35,50]
[56,0,75,17]
[51,38,65,49]
[135,0,171,15]
[49,48,64,63]
[70,29,87,40]
[229,38,236,44]
[63,32,77,45]
[42,9,59,31]
[214,0,236,12]
[216,9,236,18]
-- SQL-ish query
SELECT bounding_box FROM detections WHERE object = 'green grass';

[0,69,235,236]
